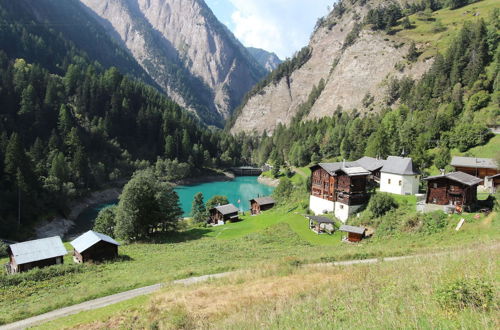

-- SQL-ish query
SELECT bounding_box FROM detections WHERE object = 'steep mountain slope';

[247,47,282,72]
[230,0,436,134]
[79,0,267,126]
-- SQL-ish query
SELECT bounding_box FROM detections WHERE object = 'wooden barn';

[424,172,482,210]
[70,230,120,263]
[6,236,67,274]
[451,156,498,180]
[209,204,239,225]
[250,196,276,215]
[339,225,366,242]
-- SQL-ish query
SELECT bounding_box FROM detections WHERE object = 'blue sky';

[205,0,333,59]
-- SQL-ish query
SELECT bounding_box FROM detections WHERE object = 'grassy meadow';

[37,242,499,329]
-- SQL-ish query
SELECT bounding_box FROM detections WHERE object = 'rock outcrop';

[247,47,282,72]
[231,0,432,134]
[79,0,266,126]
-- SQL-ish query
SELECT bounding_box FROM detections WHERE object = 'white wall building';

[380,156,420,195]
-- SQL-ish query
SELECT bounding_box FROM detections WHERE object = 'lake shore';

[174,171,235,186]
[258,175,280,187]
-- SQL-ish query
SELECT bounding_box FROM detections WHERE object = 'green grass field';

[397,0,498,58]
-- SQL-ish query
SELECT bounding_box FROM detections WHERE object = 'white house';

[380,156,420,195]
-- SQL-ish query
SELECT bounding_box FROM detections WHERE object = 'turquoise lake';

[69,176,274,237]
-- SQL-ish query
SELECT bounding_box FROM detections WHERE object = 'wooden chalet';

[310,162,371,221]
[6,236,67,274]
[307,215,335,234]
[355,156,385,182]
[70,230,120,263]
[339,225,366,242]
[209,204,239,224]
[250,196,276,215]
[451,156,498,180]
[424,172,482,210]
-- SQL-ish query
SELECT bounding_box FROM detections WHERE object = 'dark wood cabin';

[307,216,335,234]
[339,225,366,242]
[6,236,67,274]
[70,230,120,263]
[451,156,498,180]
[424,172,482,210]
[310,163,370,206]
[250,196,276,215]
[209,204,239,224]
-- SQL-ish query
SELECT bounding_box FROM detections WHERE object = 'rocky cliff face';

[79,0,266,126]
[247,47,282,72]
[231,0,432,134]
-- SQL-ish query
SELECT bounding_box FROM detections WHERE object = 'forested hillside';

[250,9,499,171]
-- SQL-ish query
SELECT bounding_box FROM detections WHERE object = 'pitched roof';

[315,162,369,176]
[213,204,239,215]
[355,156,385,172]
[339,225,366,235]
[70,230,120,253]
[424,171,483,186]
[9,236,67,265]
[307,216,334,224]
[381,156,420,175]
[451,156,498,169]
[251,196,276,206]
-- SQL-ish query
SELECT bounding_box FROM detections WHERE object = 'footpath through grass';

[1,205,498,325]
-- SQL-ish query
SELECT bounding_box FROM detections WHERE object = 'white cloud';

[227,0,331,59]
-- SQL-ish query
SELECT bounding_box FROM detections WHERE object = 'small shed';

[70,230,120,263]
[451,156,498,180]
[424,171,482,210]
[6,236,67,274]
[339,225,366,242]
[250,196,276,215]
[209,204,239,224]
[307,216,335,234]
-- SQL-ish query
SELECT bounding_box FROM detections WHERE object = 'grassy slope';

[397,0,498,57]
[38,243,499,329]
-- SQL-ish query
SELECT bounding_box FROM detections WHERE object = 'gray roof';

[424,171,483,186]
[307,216,334,224]
[316,162,369,176]
[381,156,420,175]
[451,156,498,169]
[9,236,67,265]
[213,204,239,215]
[355,156,385,172]
[339,225,366,235]
[251,196,276,206]
[70,230,120,253]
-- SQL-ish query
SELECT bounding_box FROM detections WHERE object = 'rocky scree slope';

[79,0,267,127]
[231,0,433,134]
[247,47,283,72]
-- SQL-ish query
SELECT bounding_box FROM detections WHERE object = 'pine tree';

[191,192,207,223]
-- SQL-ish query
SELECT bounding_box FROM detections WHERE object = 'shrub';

[421,211,447,234]
[436,278,494,311]
[273,178,294,202]
[368,193,398,217]
[0,264,87,287]
[0,241,8,258]
[93,205,117,237]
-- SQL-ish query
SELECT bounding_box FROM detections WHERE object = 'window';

[340,204,344,209]
[433,183,438,189]
[399,180,402,186]
[388,179,391,184]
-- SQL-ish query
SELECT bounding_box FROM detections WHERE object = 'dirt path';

[3,244,498,330]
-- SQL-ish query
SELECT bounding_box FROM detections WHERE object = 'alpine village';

[0,0,499,329]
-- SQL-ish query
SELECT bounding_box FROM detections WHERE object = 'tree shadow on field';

[150,228,212,244]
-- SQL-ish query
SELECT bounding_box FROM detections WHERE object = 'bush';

[421,211,447,234]
[436,278,494,311]
[368,193,398,217]
[272,178,294,202]
[93,205,117,237]
[0,264,87,287]
[0,241,8,258]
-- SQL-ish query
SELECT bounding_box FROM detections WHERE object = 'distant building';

[250,197,276,215]
[451,156,499,180]
[307,216,335,234]
[339,225,366,242]
[424,172,482,209]
[70,231,120,263]
[310,162,370,222]
[209,204,239,225]
[380,156,420,195]
[485,174,500,193]
[6,236,67,274]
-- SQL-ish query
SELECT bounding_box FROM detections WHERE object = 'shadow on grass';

[150,228,213,244]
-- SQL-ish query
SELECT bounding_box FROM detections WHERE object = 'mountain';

[247,47,282,72]
[78,0,267,126]
[230,0,439,134]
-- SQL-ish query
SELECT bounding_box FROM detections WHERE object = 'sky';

[204,0,333,59]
